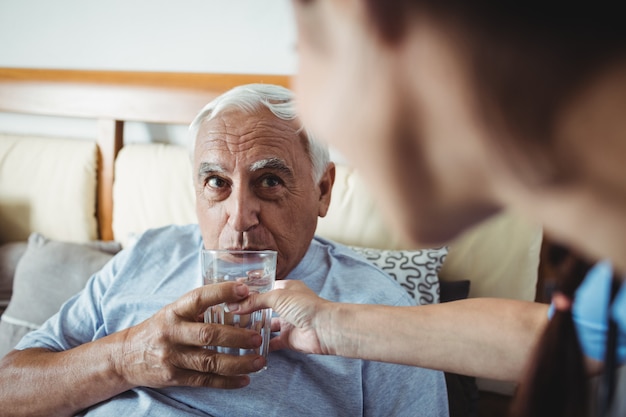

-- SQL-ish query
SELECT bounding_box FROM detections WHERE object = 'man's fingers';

[193,373,251,390]
[174,282,249,319]
[173,321,262,349]
[170,367,252,389]
[193,372,251,389]
[171,346,266,377]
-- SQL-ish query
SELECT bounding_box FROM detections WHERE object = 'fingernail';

[253,356,266,369]
[234,283,248,297]
[239,376,251,387]
[225,303,239,313]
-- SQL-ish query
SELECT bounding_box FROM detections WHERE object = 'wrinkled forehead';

[194,108,309,171]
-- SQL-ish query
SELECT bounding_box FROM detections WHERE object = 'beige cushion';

[112,144,195,247]
[440,212,542,300]
[0,134,98,244]
[113,144,542,301]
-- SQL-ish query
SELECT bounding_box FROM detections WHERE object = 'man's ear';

[317,162,336,218]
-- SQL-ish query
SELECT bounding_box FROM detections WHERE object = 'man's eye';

[259,176,282,188]
[207,176,228,188]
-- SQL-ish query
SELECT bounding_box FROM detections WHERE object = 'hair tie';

[552,291,573,312]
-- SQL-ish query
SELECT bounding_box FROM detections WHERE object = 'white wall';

[0,0,297,144]
[0,0,296,74]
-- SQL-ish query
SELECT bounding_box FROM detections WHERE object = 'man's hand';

[229,280,332,355]
[117,281,266,389]
[0,281,267,417]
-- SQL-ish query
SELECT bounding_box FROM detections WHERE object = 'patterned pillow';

[350,246,448,305]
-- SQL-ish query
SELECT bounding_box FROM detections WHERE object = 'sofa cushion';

[0,233,121,357]
[113,144,195,247]
[0,134,99,244]
[0,242,28,314]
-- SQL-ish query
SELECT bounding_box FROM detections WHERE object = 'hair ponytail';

[510,244,593,417]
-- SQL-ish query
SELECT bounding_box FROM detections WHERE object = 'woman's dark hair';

[510,243,592,417]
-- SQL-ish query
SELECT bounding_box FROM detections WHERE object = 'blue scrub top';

[569,261,626,363]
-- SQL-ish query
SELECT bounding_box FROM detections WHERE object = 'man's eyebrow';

[250,158,294,178]
[197,162,225,180]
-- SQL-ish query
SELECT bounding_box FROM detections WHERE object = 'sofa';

[0,68,544,415]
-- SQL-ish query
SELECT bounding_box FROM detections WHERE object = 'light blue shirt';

[569,261,626,363]
[16,225,449,417]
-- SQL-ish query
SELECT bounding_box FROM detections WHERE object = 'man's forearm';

[323,298,548,381]
[0,332,131,417]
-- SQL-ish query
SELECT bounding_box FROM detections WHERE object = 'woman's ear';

[317,162,336,218]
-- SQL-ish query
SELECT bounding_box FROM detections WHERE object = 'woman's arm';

[326,298,547,381]
[233,280,548,381]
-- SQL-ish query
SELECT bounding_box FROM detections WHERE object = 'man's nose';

[227,187,260,232]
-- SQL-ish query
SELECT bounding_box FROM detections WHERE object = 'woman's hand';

[228,280,333,355]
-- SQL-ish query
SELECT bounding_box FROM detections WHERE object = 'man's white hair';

[188,83,330,183]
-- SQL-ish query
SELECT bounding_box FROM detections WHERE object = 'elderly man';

[0,84,449,416]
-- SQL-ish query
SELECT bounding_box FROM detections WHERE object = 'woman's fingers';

[229,280,312,314]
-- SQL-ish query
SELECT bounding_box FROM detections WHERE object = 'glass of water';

[201,249,277,370]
